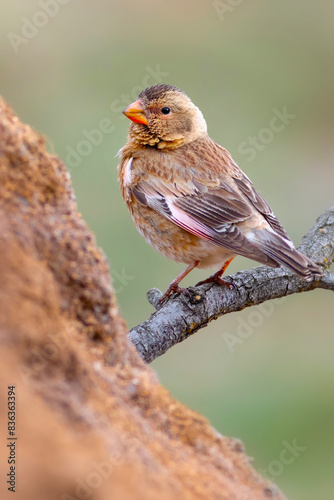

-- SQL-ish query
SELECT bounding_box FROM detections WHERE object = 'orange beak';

[122,99,148,125]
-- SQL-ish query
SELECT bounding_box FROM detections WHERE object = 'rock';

[0,97,286,500]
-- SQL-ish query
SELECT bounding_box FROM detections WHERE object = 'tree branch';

[129,207,334,363]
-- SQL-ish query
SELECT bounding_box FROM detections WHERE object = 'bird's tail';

[253,229,323,280]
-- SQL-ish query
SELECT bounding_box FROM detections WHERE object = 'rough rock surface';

[0,96,286,500]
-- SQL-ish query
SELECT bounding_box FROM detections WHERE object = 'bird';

[118,84,322,303]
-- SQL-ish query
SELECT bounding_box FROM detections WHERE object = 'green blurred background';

[2,1,333,497]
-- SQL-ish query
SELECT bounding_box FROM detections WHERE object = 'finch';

[118,84,322,302]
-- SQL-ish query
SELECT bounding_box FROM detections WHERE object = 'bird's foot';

[157,284,187,307]
[196,274,235,289]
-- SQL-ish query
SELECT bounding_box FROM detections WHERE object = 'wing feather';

[132,176,277,263]
[232,170,290,240]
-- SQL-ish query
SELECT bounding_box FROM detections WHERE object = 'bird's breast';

[128,198,235,268]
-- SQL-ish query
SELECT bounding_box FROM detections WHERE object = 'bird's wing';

[230,163,290,240]
[131,169,280,263]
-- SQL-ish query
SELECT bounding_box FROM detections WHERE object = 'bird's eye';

[161,107,171,115]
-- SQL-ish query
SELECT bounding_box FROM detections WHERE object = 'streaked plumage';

[118,84,322,302]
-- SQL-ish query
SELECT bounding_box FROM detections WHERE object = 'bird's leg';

[196,258,235,287]
[159,261,200,305]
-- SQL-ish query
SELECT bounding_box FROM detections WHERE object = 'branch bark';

[129,207,334,363]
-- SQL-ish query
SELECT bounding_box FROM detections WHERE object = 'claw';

[196,275,235,288]
[157,284,186,307]
[157,261,200,307]
[196,257,235,289]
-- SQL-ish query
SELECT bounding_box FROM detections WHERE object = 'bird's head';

[122,84,207,149]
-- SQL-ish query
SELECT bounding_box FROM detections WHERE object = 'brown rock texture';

[0,96,286,500]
